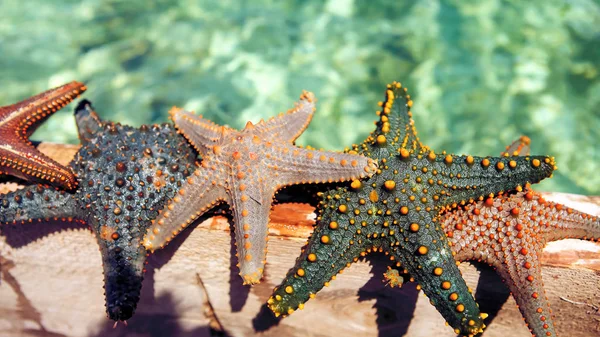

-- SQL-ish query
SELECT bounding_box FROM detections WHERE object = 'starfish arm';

[381,194,486,334]
[0,82,85,190]
[453,235,557,336]
[359,81,424,154]
[90,215,148,324]
[74,99,104,144]
[387,243,485,336]
[143,169,229,252]
[170,107,231,156]
[434,154,555,209]
[499,140,600,245]
[495,252,557,337]
[0,81,86,137]
[0,185,77,224]
[501,136,531,157]
[268,190,368,315]
[0,141,78,190]
[453,238,557,336]
[529,192,600,242]
[266,146,377,188]
[229,174,276,285]
[253,90,315,143]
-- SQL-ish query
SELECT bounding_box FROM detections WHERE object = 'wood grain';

[1,143,599,337]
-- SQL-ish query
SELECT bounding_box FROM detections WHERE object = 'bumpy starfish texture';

[0,100,196,322]
[268,82,556,336]
[0,81,86,190]
[441,137,600,337]
[144,91,377,285]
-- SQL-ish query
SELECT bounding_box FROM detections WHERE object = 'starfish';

[0,100,197,322]
[438,136,600,337]
[143,91,378,284]
[0,81,86,190]
[268,82,556,336]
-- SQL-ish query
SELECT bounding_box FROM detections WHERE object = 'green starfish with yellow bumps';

[268,81,556,336]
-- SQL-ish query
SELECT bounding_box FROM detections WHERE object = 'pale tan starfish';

[144,91,377,284]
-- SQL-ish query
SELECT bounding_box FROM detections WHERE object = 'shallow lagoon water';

[0,0,598,194]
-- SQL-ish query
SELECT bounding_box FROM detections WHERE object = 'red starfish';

[0,81,86,190]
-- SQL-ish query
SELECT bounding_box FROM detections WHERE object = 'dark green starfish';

[268,82,556,336]
[0,100,197,322]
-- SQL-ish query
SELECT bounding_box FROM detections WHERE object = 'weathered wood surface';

[1,143,599,337]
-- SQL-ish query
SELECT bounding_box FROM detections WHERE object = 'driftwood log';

[1,143,599,337]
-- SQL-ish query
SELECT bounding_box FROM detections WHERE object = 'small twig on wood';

[559,296,600,313]
[196,273,225,334]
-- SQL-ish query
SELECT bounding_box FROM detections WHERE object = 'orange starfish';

[442,137,600,336]
[0,81,86,190]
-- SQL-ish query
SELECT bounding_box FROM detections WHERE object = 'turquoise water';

[0,0,598,194]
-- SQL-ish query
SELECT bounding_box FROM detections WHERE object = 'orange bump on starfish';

[0,81,86,190]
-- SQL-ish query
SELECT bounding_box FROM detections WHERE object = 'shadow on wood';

[357,254,420,337]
